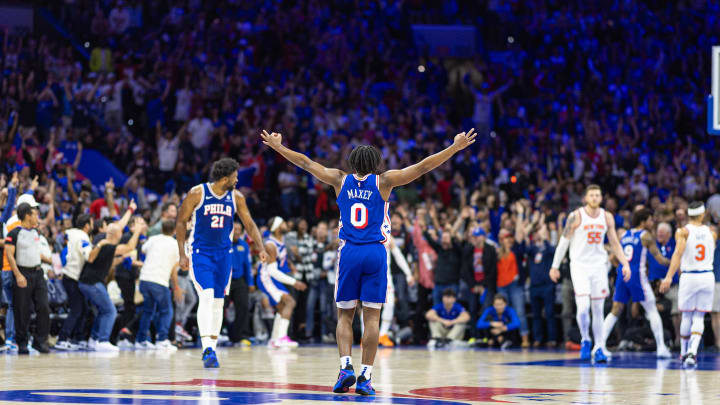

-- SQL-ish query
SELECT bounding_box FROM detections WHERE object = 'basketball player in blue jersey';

[261,128,476,396]
[599,208,672,359]
[258,216,307,349]
[176,158,267,368]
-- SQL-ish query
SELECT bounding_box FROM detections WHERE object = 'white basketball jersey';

[569,207,609,264]
[680,224,714,271]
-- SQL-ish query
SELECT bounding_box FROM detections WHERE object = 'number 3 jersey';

[189,183,236,251]
[681,223,714,271]
[569,207,608,265]
[337,174,390,244]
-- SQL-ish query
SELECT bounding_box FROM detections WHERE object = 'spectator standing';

[148,202,177,237]
[55,214,94,351]
[301,221,328,342]
[462,227,497,339]
[526,221,557,347]
[226,221,254,346]
[135,220,180,351]
[423,207,463,306]
[425,288,470,348]
[4,202,52,354]
[114,215,146,346]
[476,294,521,349]
[79,217,145,352]
[0,172,19,350]
[495,206,529,348]
[648,222,679,346]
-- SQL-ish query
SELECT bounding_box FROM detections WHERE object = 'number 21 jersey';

[337,174,390,244]
[189,183,236,251]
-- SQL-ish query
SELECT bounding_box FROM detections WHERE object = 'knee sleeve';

[691,312,705,335]
[680,312,692,338]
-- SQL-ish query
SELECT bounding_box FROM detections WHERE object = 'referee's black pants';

[13,266,50,348]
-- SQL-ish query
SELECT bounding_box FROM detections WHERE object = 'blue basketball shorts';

[257,264,289,307]
[335,240,388,307]
[189,247,232,299]
[613,267,653,304]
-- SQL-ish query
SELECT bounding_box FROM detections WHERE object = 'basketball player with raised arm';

[261,128,476,396]
[599,208,672,358]
[660,202,717,368]
[176,158,267,368]
[549,185,631,363]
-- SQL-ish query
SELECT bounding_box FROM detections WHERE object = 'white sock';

[590,299,605,351]
[210,338,218,351]
[689,312,705,355]
[360,364,372,379]
[680,312,692,356]
[196,289,215,350]
[575,296,591,342]
[601,313,617,349]
[640,300,666,349]
[201,336,214,350]
[340,356,352,368]
[271,313,282,341]
[278,317,290,338]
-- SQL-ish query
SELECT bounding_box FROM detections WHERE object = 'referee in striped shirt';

[4,202,52,354]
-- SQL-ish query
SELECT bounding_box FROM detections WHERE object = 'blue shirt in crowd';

[476,306,521,331]
[432,302,466,320]
[527,241,554,287]
[231,238,254,286]
[648,238,676,283]
[714,238,720,283]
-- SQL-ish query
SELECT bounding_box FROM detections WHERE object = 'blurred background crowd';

[1,0,720,353]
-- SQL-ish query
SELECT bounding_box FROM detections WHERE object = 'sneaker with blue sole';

[593,348,608,363]
[202,348,219,368]
[579,340,592,360]
[355,376,375,396]
[332,365,356,393]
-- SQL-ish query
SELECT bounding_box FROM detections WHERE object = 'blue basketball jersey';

[266,235,290,273]
[621,229,646,274]
[337,174,390,244]
[189,183,235,251]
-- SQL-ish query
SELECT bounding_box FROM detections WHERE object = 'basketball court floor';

[0,345,717,404]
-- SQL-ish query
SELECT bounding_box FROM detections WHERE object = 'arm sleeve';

[0,186,17,223]
[391,244,412,278]
[551,236,570,269]
[423,231,441,251]
[4,228,19,246]
[266,261,297,286]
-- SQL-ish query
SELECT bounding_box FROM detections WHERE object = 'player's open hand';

[261,130,282,149]
[622,264,631,282]
[452,128,476,151]
[659,277,672,294]
[549,267,560,283]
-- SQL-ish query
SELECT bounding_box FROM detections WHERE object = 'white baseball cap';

[17,193,39,208]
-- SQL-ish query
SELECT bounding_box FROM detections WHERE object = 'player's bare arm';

[175,186,202,271]
[549,210,578,282]
[606,212,631,282]
[642,231,671,266]
[234,190,268,263]
[378,129,475,200]
[660,227,688,293]
[261,130,345,196]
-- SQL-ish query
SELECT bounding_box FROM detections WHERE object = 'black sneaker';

[17,345,29,355]
[32,341,50,354]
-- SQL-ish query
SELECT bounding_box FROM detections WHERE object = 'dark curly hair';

[210,158,240,181]
[347,145,382,176]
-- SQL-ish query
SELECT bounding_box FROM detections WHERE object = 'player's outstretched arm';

[261,130,344,195]
[642,231,671,266]
[176,187,202,271]
[606,213,631,282]
[378,129,476,198]
[235,190,268,263]
[660,228,688,293]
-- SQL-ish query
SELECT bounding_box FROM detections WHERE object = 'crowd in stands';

[1,0,720,353]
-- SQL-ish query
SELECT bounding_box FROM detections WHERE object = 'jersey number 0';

[350,203,368,229]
